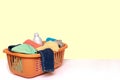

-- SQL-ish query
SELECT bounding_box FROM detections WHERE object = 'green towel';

[11,44,37,54]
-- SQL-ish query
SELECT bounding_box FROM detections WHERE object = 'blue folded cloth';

[46,37,56,42]
[38,48,54,72]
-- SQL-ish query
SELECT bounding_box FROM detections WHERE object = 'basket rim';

[3,43,68,58]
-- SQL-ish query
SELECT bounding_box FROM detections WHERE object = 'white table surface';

[1,59,120,80]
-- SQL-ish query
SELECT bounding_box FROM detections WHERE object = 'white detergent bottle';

[33,33,43,45]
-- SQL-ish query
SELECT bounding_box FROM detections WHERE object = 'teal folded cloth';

[46,37,56,42]
[8,44,21,51]
[11,44,37,54]
[38,48,54,72]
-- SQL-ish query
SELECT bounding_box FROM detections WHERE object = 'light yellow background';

[0,0,120,59]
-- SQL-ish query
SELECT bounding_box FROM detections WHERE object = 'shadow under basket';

[3,44,67,78]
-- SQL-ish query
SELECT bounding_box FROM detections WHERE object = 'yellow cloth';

[36,41,59,51]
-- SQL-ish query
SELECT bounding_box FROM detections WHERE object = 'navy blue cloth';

[8,44,21,51]
[38,48,54,72]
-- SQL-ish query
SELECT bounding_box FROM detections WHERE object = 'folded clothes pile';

[8,33,64,72]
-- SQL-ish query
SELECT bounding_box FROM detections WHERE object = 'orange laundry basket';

[3,43,67,78]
